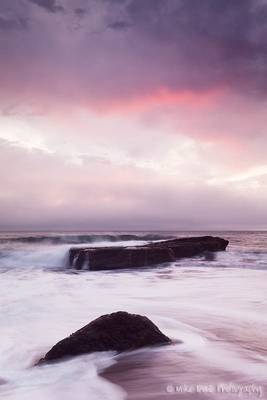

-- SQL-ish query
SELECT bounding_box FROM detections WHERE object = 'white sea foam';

[0,231,267,399]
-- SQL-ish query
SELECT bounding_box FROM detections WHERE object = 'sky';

[0,0,267,230]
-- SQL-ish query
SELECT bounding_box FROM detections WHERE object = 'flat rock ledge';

[69,236,229,270]
[37,311,171,364]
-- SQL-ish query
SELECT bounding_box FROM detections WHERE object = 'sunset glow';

[1,0,267,230]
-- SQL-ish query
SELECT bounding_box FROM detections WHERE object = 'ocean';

[0,231,266,400]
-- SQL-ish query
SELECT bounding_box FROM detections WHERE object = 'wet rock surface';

[69,236,229,270]
[38,311,172,364]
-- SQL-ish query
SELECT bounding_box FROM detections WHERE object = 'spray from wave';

[0,232,175,270]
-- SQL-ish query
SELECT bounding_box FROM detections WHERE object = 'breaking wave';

[0,232,175,270]
[0,233,174,245]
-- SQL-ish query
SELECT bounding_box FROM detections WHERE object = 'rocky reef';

[69,236,229,270]
[38,311,171,364]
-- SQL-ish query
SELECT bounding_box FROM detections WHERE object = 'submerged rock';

[69,236,229,270]
[38,311,171,364]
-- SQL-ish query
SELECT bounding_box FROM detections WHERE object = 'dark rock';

[69,236,229,270]
[38,311,171,364]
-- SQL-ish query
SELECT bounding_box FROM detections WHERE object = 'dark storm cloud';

[1,0,267,105]
[121,0,267,93]
[28,0,64,13]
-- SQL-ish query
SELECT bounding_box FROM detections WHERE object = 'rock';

[69,236,229,270]
[38,312,171,364]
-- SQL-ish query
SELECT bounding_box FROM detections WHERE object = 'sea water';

[0,231,266,399]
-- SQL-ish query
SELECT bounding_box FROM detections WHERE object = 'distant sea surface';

[0,231,267,400]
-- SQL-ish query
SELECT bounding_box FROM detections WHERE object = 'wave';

[0,233,175,270]
[0,233,174,245]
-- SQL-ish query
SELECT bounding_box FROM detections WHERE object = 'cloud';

[0,16,27,31]
[1,0,267,108]
[74,7,87,17]
[28,0,64,13]
[0,139,266,230]
[123,0,267,95]
[108,20,131,30]
[0,0,267,229]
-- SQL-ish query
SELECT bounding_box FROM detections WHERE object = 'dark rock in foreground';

[38,311,171,364]
[69,236,229,270]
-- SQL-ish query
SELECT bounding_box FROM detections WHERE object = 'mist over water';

[0,231,267,400]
